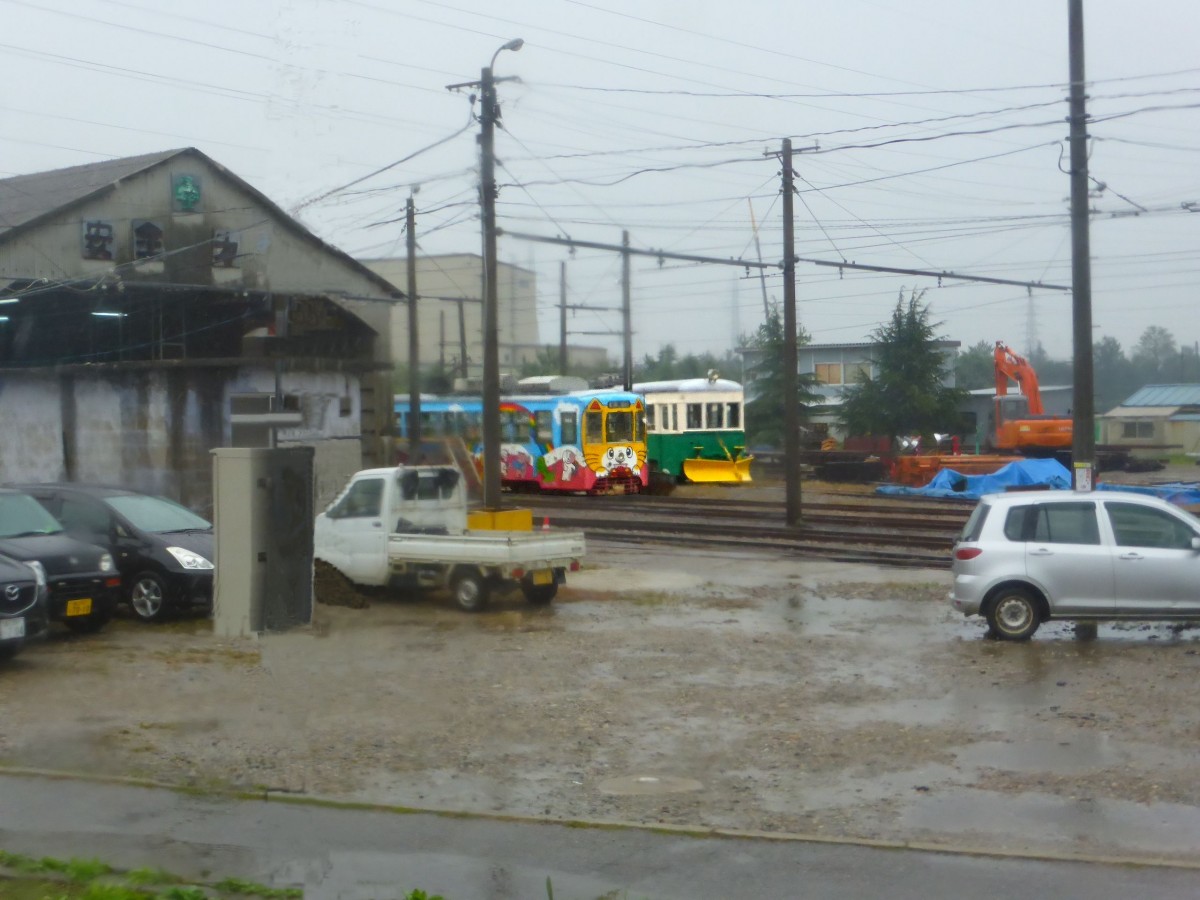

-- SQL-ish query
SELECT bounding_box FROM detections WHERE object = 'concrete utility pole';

[559,261,568,375]
[406,194,421,458]
[1068,0,1096,489]
[473,38,523,510]
[780,138,802,525]
[621,230,633,391]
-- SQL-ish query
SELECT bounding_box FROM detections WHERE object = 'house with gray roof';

[0,148,402,511]
[1099,384,1200,457]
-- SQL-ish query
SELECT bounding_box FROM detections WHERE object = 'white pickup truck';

[313,465,586,611]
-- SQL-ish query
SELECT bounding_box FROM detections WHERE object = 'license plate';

[65,598,93,617]
[531,569,553,586]
[0,617,24,640]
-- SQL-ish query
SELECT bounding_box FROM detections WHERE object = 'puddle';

[597,774,704,796]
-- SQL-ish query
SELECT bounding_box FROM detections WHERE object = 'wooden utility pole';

[1068,0,1096,488]
[559,261,568,374]
[406,195,421,457]
[780,138,801,525]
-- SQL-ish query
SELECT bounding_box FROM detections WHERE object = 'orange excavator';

[990,341,1073,456]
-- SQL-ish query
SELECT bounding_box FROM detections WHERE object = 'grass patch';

[0,850,299,899]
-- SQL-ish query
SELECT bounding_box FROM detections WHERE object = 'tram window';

[706,402,724,429]
[561,410,578,445]
[636,410,646,441]
[501,409,519,442]
[585,411,603,444]
[607,410,634,443]
[686,403,703,430]
[671,405,678,431]
[535,410,553,443]
[646,405,656,431]
[727,403,740,428]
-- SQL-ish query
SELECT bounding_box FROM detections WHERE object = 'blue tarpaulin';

[1096,481,1200,506]
[876,458,1072,500]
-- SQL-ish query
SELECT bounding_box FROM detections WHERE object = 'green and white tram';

[634,375,753,484]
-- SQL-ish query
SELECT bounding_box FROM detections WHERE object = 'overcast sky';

[7,0,1200,366]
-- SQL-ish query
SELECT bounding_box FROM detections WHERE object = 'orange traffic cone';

[542,516,551,531]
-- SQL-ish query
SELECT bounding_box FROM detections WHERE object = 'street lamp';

[479,38,523,511]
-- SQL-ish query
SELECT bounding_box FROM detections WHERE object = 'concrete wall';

[0,367,363,518]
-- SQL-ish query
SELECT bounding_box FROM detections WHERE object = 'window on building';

[1121,420,1154,439]
[133,220,165,259]
[815,363,843,385]
[846,361,871,384]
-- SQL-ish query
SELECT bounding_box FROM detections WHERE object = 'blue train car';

[395,390,648,494]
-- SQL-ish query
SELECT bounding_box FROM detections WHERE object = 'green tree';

[1093,335,1133,413]
[837,290,967,442]
[741,304,820,447]
[954,340,996,391]
[1131,325,1178,386]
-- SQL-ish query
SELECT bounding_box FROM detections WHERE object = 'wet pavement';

[2,773,1199,899]
[3,542,1200,874]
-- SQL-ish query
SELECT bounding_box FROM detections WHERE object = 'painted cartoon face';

[603,445,635,472]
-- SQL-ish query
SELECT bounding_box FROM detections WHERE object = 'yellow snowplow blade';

[683,456,754,484]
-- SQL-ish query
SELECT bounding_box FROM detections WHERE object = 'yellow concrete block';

[468,507,533,531]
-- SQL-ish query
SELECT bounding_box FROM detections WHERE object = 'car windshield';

[0,492,65,537]
[104,495,212,533]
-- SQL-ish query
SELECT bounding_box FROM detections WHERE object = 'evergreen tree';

[837,290,967,443]
[742,304,820,447]
[954,340,996,391]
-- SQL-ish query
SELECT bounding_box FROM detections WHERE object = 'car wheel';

[986,587,1041,641]
[451,569,490,613]
[520,577,557,606]
[130,571,170,622]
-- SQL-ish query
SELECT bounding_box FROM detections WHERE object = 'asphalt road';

[0,773,1196,899]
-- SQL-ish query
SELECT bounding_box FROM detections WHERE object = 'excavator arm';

[993,341,1045,415]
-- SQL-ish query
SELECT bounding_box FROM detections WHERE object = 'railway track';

[523,491,969,569]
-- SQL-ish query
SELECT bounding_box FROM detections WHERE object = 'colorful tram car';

[634,377,752,484]
[395,390,649,494]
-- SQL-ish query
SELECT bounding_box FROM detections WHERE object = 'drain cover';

[597,775,704,796]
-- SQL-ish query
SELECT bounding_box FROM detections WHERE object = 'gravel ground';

[3,512,1200,864]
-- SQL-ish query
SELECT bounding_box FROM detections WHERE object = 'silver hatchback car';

[951,489,1200,640]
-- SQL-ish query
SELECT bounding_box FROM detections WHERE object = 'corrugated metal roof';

[1119,384,1200,407]
[1101,406,1180,418]
[0,149,184,237]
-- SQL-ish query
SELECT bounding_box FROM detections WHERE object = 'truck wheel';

[452,569,490,612]
[521,578,557,606]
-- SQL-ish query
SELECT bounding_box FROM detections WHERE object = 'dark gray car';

[0,552,49,661]
[14,484,213,622]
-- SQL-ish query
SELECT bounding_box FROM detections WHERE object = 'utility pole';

[1068,0,1096,489]
[457,298,468,379]
[449,38,523,510]
[559,261,568,375]
[406,194,421,458]
[622,229,632,391]
[780,138,802,525]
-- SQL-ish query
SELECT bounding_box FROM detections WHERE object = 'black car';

[0,552,50,661]
[0,489,119,633]
[13,484,214,622]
